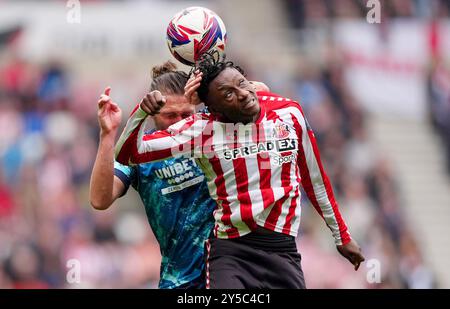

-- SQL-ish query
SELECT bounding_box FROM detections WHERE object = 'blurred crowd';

[282,53,436,288]
[277,0,446,288]
[283,0,450,28]
[428,59,450,175]
[0,55,161,288]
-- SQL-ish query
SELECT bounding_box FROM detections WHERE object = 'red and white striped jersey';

[116,91,351,245]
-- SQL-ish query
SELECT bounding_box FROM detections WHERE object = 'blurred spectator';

[288,45,436,287]
[283,0,450,28]
[428,59,450,174]
[4,243,49,289]
[0,56,163,288]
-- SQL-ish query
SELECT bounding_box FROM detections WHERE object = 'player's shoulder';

[257,91,302,111]
[133,155,181,176]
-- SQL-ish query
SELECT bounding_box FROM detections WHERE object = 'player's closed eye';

[163,113,178,119]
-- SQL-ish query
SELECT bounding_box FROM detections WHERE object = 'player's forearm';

[115,106,149,165]
[299,118,351,245]
[305,176,351,245]
[90,132,117,210]
[116,107,201,164]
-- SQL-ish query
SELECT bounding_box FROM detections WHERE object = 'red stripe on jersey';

[232,158,257,230]
[282,187,300,234]
[266,108,282,123]
[142,133,196,163]
[258,165,274,209]
[257,92,299,111]
[129,103,141,117]
[200,121,215,158]
[265,100,299,111]
[292,114,324,218]
[234,122,256,229]
[263,157,292,230]
[116,118,146,165]
[256,91,282,98]
[256,122,274,210]
[282,149,302,233]
[283,113,302,234]
[263,187,291,231]
[175,115,199,133]
[143,130,170,141]
[137,136,195,164]
[209,157,239,238]
[132,146,175,164]
[142,117,197,141]
[213,223,219,237]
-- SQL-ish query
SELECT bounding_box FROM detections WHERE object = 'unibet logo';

[155,158,197,180]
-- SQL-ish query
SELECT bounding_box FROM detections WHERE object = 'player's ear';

[207,104,221,117]
[208,104,217,113]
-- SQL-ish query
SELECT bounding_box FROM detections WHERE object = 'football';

[166,7,227,66]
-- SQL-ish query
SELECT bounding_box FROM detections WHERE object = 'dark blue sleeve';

[114,160,136,197]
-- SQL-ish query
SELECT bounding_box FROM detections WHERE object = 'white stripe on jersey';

[139,118,207,156]
[244,152,264,224]
[220,157,249,234]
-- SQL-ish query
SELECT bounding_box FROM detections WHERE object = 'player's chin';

[239,107,259,119]
[245,100,260,113]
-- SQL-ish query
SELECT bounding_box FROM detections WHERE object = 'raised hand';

[140,90,167,116]
[184,70,202,105]
[97,87,122,135]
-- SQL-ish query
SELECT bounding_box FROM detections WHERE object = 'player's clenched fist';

[97,86,122,135]
[140,90,167,116]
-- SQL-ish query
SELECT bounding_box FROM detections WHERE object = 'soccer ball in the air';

[166,7,227,66]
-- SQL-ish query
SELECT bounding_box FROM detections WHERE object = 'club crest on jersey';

[273,122,290,139]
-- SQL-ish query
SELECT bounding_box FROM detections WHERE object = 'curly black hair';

[192,50,245,103]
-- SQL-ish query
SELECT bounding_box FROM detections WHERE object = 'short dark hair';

[193,51,245,103]
[150,61,189,95]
